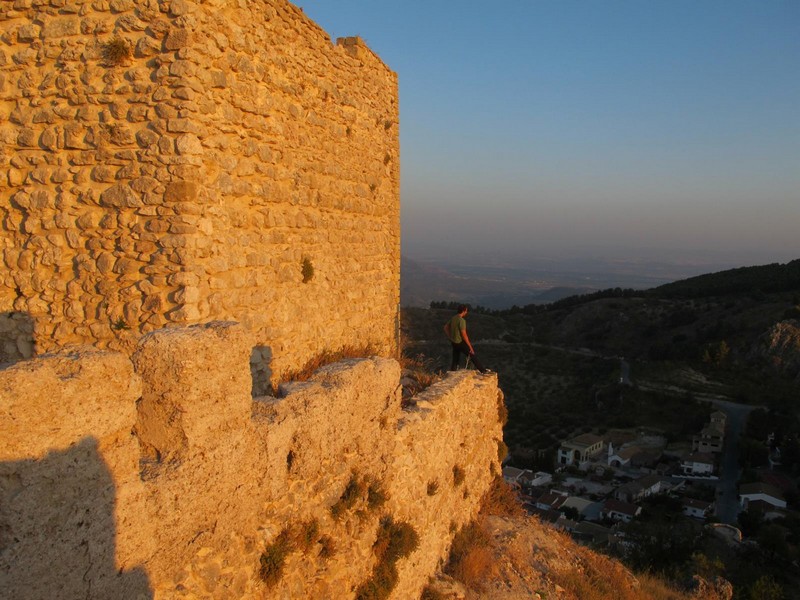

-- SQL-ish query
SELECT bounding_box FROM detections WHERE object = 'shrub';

[373,516,419,564]
[452,465,466,487]
[497,391,509,425]
[420,585,446,600]
[258,528,294,588]
[497,439,508,463]
[330,472,366,521]
[101,36,131,65]
[445,520,494,590]
[355,517,419,600]
[293,518,319,554]
[318,535,336,560]
[301,256,314,283]
[426,479,440,496]
[366,478,388,512]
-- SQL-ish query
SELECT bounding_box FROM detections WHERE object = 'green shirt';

[448,314,466,343]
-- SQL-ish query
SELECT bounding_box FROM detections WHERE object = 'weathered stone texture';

[1,0,400,388]
[0,323,503,600]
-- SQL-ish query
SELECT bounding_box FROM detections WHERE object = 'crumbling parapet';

[0,322,502,599]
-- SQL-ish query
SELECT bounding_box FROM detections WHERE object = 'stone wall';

[0,0,400,389]
[0,322,503,599]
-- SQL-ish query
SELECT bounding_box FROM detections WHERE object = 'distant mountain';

[651,258,800,299]
[533,286,597,304]
[400,256,549,309]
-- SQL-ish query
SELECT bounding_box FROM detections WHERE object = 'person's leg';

[450,342,460,371]
[469,352,487,373]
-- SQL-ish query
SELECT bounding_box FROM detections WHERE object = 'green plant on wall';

[101,36,131,66]
[452,465,466,487]
[111,317,130,331]
[355,516,420,600]
[301,257,314,283]
[259,528,294,588]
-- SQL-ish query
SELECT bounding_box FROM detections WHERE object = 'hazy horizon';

[299,1,800,272]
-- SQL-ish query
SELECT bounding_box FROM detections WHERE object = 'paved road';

[707,399,761,524]
[620,358,631,385]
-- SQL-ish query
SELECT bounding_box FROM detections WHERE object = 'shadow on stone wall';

[250,345,273,397]
[0,311,35,366]
[0,437,152,599]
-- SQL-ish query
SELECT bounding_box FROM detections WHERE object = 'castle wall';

[0,0,400,388]
[0,323,502,599]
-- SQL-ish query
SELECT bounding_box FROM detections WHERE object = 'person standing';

[443,305,492,375]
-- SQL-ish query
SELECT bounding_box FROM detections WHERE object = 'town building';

[558,433,604,467]
[682,498,714,519]
[692,411,726,454]
[680,452,715,476]
[739,482,787,510]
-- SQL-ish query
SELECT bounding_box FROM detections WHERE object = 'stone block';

[165,27,192,50]
[164,181,198,203]
[0,350,140,460]
[132,321,250,455]
[42,17,80,39]
[99,183,142,208]
[175,133,202,155]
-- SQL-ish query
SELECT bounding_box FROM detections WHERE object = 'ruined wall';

[0,323,502,599]
[0,0,400,387]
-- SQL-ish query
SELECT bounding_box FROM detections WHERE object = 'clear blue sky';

[297,1,800,269]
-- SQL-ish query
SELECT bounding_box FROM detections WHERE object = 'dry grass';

[420,585,446,600]
[275,344,377,396]
[497,390,508,426]
[496,439,509,462]
[481,476,524,517]
[445,520,496,590]
[399,353,443,400]
[637,573,695,600]
[551,543,693,600]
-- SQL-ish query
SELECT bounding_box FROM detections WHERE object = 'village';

[503,409,791,549]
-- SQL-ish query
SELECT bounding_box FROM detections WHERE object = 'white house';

[520,470,552,488]
[607,443,639,468]
[600,498,641,523]
[681,452,715,476]
[558,433,604,467]
[614,475,663,503]
[682,497,714,519]
[739,482,787,510]
[502,466,525,488]
[534,490,569,512]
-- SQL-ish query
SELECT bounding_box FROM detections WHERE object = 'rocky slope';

[425,513,731,600]
[755,319,800,382]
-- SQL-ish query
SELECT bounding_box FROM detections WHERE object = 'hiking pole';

[465,354,471,370]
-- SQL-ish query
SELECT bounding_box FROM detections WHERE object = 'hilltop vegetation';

[652,259,800,298]
[403,259,800,598]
